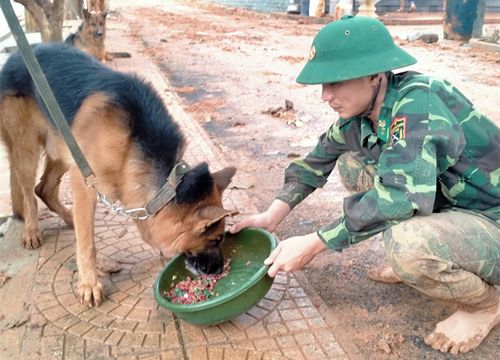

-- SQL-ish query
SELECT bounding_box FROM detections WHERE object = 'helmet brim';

[296,46,417,85]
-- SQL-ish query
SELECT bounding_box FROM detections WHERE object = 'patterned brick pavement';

[2,14,348,360]
[29,214,346,359]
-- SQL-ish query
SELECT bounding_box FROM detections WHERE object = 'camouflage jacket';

[276,71,500,251]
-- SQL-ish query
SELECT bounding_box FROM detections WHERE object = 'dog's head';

[138,164,238,275]
[82,8,107,40]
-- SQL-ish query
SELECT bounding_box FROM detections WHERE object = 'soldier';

[397,0,417,13]
[231,15,500,355]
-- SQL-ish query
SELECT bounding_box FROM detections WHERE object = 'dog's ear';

[101,12,107,19]
[194,206,238,235]
[212,166,236,193]
[83,8,90,19]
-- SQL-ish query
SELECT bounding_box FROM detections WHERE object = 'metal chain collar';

[96,191,150,220]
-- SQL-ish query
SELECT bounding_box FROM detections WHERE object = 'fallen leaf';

[377,338,392,354]
[0,271,10,286]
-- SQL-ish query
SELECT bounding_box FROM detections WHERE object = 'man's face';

[321,76,377,118]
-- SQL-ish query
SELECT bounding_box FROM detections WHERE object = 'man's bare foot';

[424,299,500,354]
[367,265,402,283]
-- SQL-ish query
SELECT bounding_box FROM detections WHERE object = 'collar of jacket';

[377,72,401,143]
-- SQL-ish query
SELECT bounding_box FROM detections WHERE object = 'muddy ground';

[112,1,499,359]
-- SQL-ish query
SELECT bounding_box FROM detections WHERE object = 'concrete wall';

[200,0,288,13]
[376,0,499,13]
[200,0,500,14]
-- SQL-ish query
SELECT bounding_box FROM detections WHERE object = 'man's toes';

[450,343,462,355]
[457,340,477,354]
[426,332,446,350]
[424,332,437,345]
[439,339,453,353]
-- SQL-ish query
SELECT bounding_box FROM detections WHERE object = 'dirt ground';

[113,1,500,359]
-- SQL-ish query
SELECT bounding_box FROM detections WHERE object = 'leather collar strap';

[145,160,190,216]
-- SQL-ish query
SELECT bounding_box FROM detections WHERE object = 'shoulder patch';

[390,116,407,145]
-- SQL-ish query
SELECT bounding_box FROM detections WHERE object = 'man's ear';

[212,166,236,193]
[194,206,239,235]
[369,73,382,85]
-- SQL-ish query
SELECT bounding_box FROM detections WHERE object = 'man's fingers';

[229,223,241,234]
[230,220,248,234]
[267,262,279,278]
[264,245,281,265]
[267,245,283,277]
[230,215,260,233]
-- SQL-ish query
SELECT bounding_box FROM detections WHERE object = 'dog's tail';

[107,51,132,59]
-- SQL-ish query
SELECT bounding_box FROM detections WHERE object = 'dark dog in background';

[0,43,237,306]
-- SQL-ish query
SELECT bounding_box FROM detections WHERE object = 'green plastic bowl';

[153,227,277,325]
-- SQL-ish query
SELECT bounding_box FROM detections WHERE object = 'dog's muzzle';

[184,246,224,276]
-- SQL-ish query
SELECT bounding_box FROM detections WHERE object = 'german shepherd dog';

[65,8,131,62]
[65,8,108,61]
[0,43,237,306]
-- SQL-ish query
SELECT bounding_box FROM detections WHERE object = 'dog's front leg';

[69,166,103,307]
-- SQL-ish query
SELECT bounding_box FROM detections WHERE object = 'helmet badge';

[309,46,316,61]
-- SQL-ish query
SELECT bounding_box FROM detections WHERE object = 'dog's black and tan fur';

[0,43,237,306]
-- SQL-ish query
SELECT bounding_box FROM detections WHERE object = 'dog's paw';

[22,229,41,249]
[77,280,104,307]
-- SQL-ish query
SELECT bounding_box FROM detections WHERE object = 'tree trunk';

[48,0,65,41]
[65,0,83,20]
[24,9,38,33]
[14,0,66,42]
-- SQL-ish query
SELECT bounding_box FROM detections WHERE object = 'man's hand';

[230,211,276,233]
[230,199,291,234]
[264,232,327,277]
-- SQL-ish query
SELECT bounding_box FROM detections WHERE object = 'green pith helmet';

[296,15,417,85]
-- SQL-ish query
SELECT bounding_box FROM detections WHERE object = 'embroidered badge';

[390,116,407,145]
[376,118,391,143]
[309,45,316,61]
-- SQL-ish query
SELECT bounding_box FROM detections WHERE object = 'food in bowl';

[163,259,231,304]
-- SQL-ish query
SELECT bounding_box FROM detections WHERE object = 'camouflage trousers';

[337,152,500,309]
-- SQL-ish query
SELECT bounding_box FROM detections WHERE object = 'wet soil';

[114,1,499,359]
